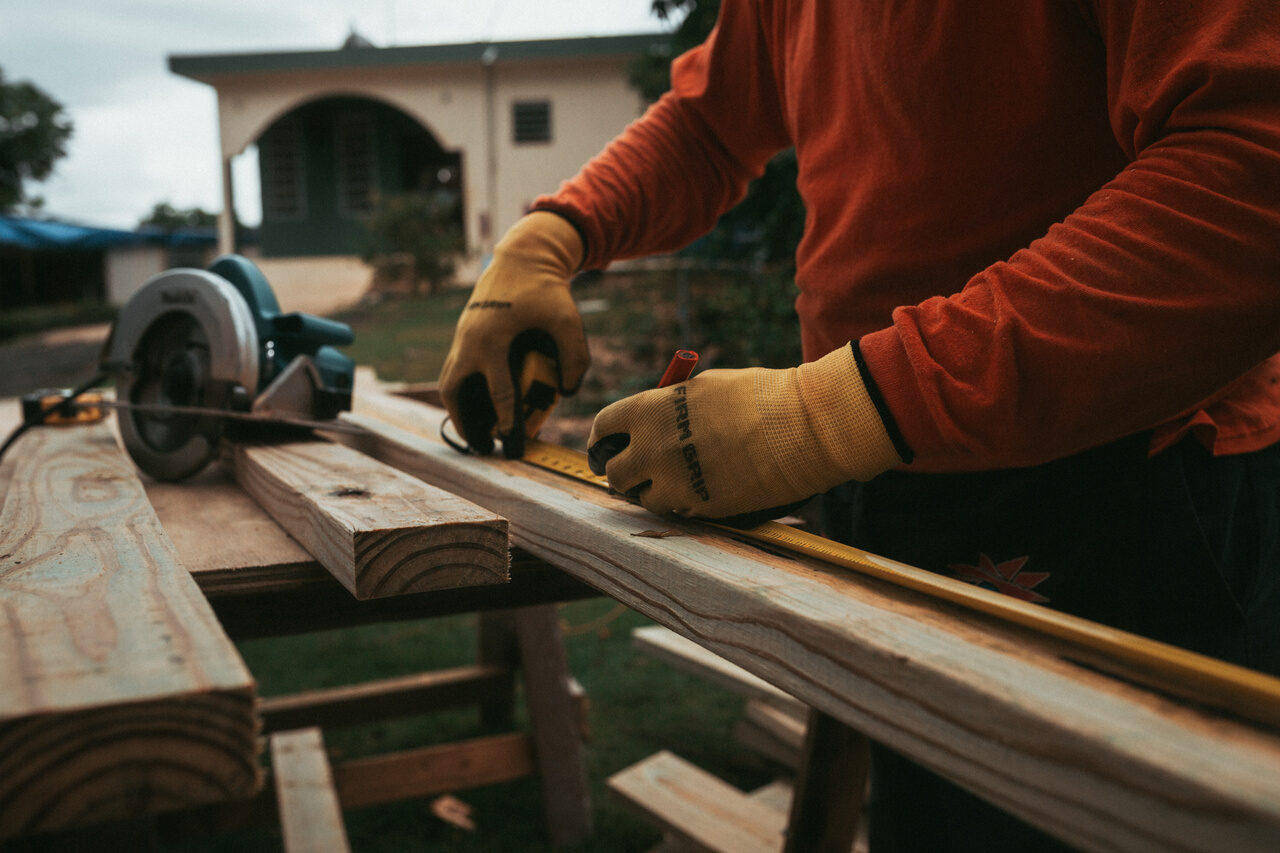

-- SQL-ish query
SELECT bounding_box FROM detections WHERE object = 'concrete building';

[169,33,668,264]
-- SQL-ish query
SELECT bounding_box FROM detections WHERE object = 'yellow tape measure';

[521,438,1280,727]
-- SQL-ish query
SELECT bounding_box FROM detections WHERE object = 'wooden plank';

[640,782,859,853]
[732,719,800,769]
[271,728,350,853]
[144,463,322,592]
[332,732,535,810]
[230,439,509,599]
[260,665,514,734]
[749,781,794,815]
[633,624,805,715]
[744,699,806,752]
[608,751,785,853]
[0,421,260,838]
[338,385,1280,852]
[733,699,806,768]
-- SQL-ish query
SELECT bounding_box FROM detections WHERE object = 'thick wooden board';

[230,439,509,599]
[609,751,785,853]
[0,422,259,838]
[744,700,806,751]
[633,624,805,715]
[733,699,807,768]
[145,463,321,591]
[271,728,350,853]
[340,386,1280,852]
[259,665,514,734]
[332,732,535,810]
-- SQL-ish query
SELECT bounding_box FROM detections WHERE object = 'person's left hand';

[587,344,903,519]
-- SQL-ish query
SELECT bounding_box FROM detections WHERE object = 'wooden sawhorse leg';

[479,605,592,847]
[784,708,871,853]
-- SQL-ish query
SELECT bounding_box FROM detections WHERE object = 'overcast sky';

[0,0,676,228]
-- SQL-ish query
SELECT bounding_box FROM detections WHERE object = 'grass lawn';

[170,272,791,851]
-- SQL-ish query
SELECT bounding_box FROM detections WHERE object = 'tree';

[0,67,73,215]
[360,192,464,295]
[629,0,804,268]
[139,202,218,230]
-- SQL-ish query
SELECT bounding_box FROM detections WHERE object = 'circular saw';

[100,255,356,481]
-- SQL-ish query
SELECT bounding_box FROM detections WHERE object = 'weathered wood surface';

[333,732,534,810]
[259,665,514,734]
[633,624,805,715]
[609,750,786,853]
[146,464,599,626]
[734,699,806,768]
[0,422,260,838]
[271,728,350,853]
[343,385,1280,852]
[145,463,322,594]
[230,439,509,599]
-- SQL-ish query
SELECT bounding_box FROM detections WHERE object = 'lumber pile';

[340,381,1280,852]
[0,421,260,838]
[0,393,593,848]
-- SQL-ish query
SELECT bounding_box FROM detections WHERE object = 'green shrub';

[361,192,464,295]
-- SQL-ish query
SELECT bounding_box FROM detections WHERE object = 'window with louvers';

[336,112,376,216]
[261,117,305,220]
[513,100,552,144]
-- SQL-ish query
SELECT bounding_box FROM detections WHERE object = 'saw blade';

[106,268,261,481]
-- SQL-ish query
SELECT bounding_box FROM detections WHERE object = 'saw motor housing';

[102,254,356,481]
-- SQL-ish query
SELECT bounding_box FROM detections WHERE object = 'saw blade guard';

[103,268,260,481]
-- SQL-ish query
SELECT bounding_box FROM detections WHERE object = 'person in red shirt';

[441,2,1280,848]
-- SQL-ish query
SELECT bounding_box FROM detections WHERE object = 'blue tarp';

[0,216,215,251]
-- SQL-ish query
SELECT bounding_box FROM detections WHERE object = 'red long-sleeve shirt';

[534,0,1280,472]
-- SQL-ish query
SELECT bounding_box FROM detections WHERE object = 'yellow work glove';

[439,212,589,458]
[587,344,903,521]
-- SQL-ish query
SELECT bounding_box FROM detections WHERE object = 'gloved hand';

[439,211,590,457]
[587,344,903,520]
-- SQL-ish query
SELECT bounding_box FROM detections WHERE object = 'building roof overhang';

[170,33,671,83]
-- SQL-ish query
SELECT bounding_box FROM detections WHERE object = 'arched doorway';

[254,96,462,257]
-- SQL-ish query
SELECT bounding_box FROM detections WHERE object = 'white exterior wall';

[199,52,647,261]
[492,59,644,240]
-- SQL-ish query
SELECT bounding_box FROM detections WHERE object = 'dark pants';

[820,434,1280,851]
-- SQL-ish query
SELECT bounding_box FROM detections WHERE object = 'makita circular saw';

[100,254,356,481]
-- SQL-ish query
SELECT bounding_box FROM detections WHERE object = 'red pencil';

[657,349,699,387]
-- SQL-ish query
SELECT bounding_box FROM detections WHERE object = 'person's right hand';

[439,211,590,457]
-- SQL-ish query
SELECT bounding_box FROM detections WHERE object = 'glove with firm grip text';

[587,343,903,519]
